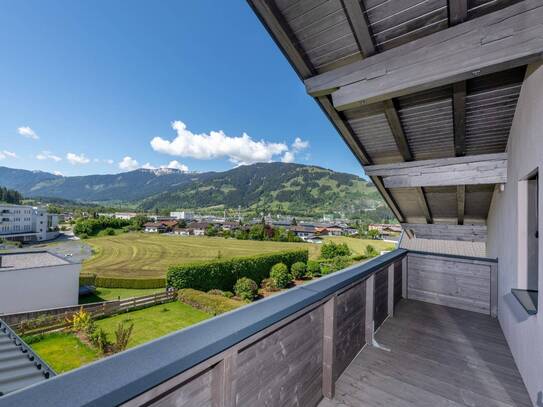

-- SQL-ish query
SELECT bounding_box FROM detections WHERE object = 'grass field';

[28,333,99,373]
[82,233,320,278]
[27,302,211,372]
[79,287,165,304]
[323,236,396,255]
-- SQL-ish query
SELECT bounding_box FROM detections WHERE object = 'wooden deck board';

[319,300,531,407]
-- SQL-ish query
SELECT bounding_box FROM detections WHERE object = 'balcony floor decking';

[319,300,532,407]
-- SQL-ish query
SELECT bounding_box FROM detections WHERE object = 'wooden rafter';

[305,0,543,109]
[448,0,468,25]
[382,99,432,224]
[248,0,406,223]
[457,185,466,225]
[340,0,375,57]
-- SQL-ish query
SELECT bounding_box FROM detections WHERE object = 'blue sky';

[0,0,363,177]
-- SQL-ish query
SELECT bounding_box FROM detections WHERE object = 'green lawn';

[323,236,396,255]
[79,287,165,304]
[83,233,320,278]
[95,301,211,349]
[27,301,211,373]
[27,333,99,373]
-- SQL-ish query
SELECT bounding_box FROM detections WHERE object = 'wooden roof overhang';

[249,0,543,241]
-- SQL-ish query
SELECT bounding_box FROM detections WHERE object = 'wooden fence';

[1,291,177,335]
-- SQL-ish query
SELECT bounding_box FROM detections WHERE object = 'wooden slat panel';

[373,268,388,330]
[235,306,324,407]
[406,252,492,314]
[150,369,213,407]
[334,282,366,380]
[402,223,487,241]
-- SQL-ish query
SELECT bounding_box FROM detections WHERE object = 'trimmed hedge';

[178,289,244,316]
[94,277,166,289]
[167,250,308,292]
[79,273,97,287]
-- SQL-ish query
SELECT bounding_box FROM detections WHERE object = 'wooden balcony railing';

[1,249,499,407]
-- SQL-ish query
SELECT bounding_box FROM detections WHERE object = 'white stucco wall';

[0,263,80,314]
[487,63,543,404]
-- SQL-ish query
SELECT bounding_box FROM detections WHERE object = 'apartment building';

[0,204,59,242]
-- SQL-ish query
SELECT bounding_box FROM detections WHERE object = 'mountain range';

[0,163,390,218]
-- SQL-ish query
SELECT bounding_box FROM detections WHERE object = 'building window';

[526,172,539,290]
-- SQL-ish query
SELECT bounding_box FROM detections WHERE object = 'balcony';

[1,249,531,406]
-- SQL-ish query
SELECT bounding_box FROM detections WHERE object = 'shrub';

[290,262,307,280]
[351,254,366,261]
[79,233,89,240]
[320,241,351,259]
[223,291,234,299]
[365,244,379,258]
[69,308,93,333]
[321,264,333,275]
[79,273,97,287]
[234,277,258,301]
[270,263,290,289]
[113,321,134,353]
[95,277,166,289]
[103,227,116,236]
[306,260,321,277]
[167,250,308,292]
[207,289,225,296]
[178,289,244,316]
[89,328,110,354]
[261,277,278,292]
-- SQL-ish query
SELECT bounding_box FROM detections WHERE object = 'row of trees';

[204,223,302,243]
[0,186,23,204]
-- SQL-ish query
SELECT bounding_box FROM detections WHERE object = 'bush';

[234,277,258,301]
[167,250,308,292]
[95,277,166,289]
[69,308,93,333]
[207,289,225,296]
[103,227,116,236]
[223,291,234,299]
[79,273,97,287]
[320,241,351,259]
[89,328,110,354]
[306,260,321,277]
[270,263,290,289]
[113,321,134,353]
[290,262,307,280]
[365,244,379,258]
[261,277,278,292]
[178,289,244,316]
[351,254,366,261]
[79,233,89,240]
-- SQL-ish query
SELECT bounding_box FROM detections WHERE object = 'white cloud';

[53,171,64,176]
[66,152,90,165]
[18,126,39,140]
[0,150,17,160]
[281,151,295,163]
[118,156,139,171]
[150,121,288,166]
[36,151,62,162]
[106,159,114,165]
[292,137,309,151]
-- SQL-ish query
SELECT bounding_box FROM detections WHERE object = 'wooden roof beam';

[448,0,468,25]
[457,185,466,225]
[304,0,543,109]
[340,0,375,58]
[364,153,508,188]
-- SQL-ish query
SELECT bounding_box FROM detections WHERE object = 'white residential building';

[170,211,195,221]
[0,204,59,242]
[114,212,138,220]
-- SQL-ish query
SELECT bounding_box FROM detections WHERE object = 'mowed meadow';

[82,233,321,278]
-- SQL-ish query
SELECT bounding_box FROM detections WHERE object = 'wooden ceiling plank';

[401,223,487,242]
[453,81,467,156]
